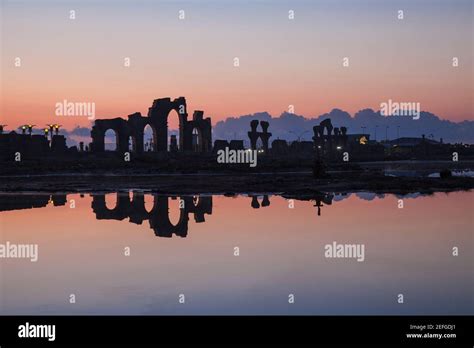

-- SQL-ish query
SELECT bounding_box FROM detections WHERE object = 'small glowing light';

[336,146,342,150]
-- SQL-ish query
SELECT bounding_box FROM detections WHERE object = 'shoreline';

[1,171,472,196]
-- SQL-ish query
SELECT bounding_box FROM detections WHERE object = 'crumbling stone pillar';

[259,121,272,152]
[248,120,260,150]
[90,127,105,152]
[247,120,272,152]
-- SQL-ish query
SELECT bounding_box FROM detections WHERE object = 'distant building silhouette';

[0,131,68,160]
[0,194,66,212]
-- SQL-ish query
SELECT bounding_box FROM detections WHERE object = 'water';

[0,191,472,315]
[385,170,474,177]
[428,170,474,178]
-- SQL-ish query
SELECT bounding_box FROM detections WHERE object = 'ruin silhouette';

[248,120,272,152]
[2,96,468,164]
[90,97,212,153]
[313,119,348,160]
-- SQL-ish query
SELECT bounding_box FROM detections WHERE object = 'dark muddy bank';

[0,171,472,196]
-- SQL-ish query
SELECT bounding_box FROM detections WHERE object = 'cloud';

[213,109,474,144]
[67,126,91,137]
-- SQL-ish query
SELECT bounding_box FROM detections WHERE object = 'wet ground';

[0,171,473,196]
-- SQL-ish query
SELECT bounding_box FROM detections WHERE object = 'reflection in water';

[0,194,67,211]
[92,193,212,238]
[250,195,270,209]
[313,193,333,216]
[0,191,472,315]
[0,192,340,237]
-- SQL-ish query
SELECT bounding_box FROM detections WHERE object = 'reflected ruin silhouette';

[91,193,213,238]
[0,193,67,211]
[250,194,271,209]
[0,192,337,237]
[313,193,333,216]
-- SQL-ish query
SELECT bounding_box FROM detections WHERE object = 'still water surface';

[0,191,472,315]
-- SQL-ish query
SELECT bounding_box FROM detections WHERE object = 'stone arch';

[143,193,155,213]
[147,97,188,152]
[92,97,213,153]
[90,118,130,153]
[105,129,118,151]
[168,196,184,226]
[143,123,157,152]
[128,191,152,225]
[104,192,118,210]
[91,193,131,220]
[148,195,189,238]
[167,109,181,151]
[185,112,212,152]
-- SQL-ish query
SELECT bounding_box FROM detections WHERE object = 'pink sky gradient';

[1,0,472,131]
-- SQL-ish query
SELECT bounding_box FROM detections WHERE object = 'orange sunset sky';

[1,0,472,131]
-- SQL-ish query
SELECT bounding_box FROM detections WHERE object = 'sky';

[1,0,473,132]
